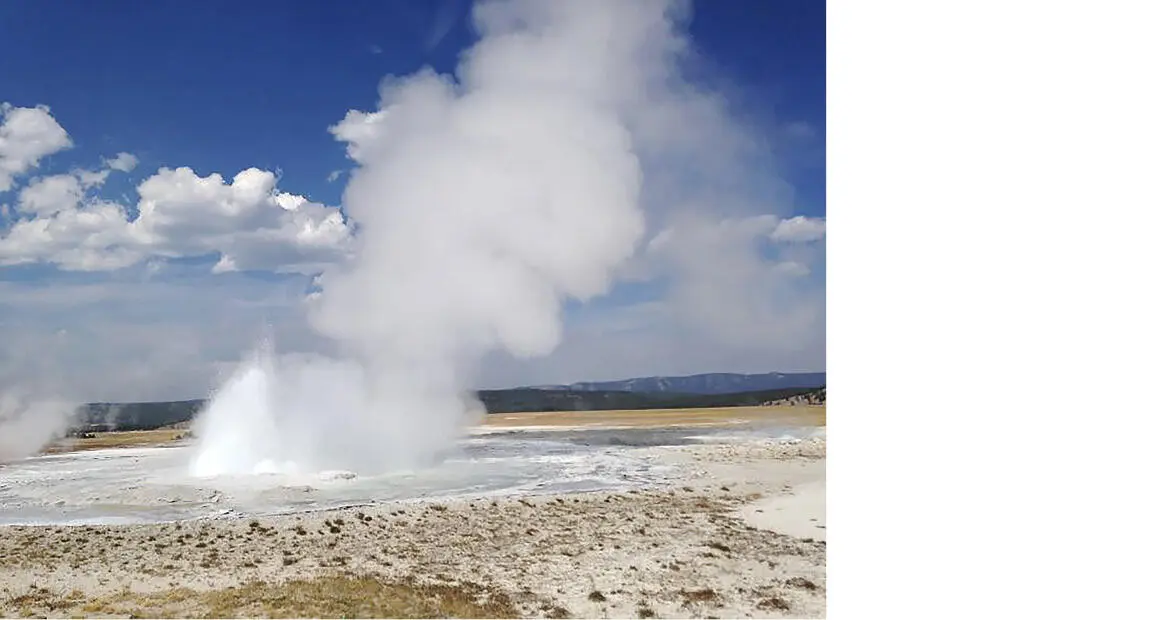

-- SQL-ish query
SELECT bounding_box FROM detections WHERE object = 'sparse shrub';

[681,589,718,603]
[785,577,818,591]
[758,596,790,611]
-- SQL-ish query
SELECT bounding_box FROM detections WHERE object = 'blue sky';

[0,0,825,401]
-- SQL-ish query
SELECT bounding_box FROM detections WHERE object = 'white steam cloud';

[0,390,78,463]
[189,0,714,476]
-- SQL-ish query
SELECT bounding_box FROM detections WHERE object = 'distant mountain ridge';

[69,373,827,432]
[531,372,826,395]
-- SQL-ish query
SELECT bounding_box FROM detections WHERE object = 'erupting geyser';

[188,347,288,477]
[189,0,698,477]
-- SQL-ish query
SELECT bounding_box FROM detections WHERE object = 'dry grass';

[202,576,518,619]
[3,586,85,617]
[483,405,826,430]
[9,576,519,619]
[41,429,187,454]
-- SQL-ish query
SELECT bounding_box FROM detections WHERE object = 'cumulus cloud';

[329,110,386,163]
[16,173,84,216]
[0,103,73,193]
[105,152,139,172]
[771,215,826,243]
[0,111,353,274]
[0,106,354,403]
[73,151,141,188]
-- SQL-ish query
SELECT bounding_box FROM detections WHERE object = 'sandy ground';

[3,422,826,618]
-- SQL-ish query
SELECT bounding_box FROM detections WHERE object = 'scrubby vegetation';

[4,576,520,618]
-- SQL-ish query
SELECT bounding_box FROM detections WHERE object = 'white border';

[830,0,1152,617]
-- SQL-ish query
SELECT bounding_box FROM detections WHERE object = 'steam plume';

[0,390,78,463]
[190,0,693,476]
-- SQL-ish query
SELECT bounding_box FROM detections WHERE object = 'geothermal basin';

[0,422,822,526]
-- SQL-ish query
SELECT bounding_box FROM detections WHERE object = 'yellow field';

[41,429,187,454]
[39,405,824,455]
[482,405,826,430]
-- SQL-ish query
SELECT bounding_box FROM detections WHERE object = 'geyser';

[188,347,286,477]
[190,0,695,476]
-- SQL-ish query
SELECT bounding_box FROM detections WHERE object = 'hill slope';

[72,385,826,431]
